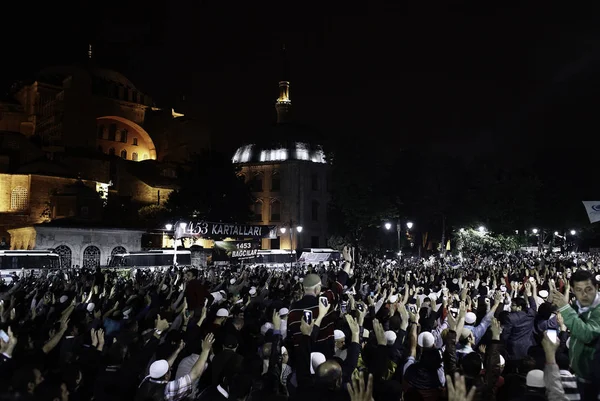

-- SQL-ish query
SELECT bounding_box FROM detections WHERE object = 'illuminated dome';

[232,141,326,164]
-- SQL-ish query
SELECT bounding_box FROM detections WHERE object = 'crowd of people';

[1,247,600,401]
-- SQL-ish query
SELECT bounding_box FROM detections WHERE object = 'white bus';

[108,250,192,268]
[250,249,297,268]
[0,250,61,283]
[298,248,341,265]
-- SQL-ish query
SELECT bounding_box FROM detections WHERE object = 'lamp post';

[385,220,414,257]
[280,220,303,269]
[165,221,187,266]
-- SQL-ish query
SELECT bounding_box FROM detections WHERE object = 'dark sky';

[3,2,600,154]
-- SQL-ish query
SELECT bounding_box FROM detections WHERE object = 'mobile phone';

[303,310,313,325]
[319,297,328,308]
[0,330,8,343]
[547,329,558,344]
[370,292,374,297]
[409,304,417,313]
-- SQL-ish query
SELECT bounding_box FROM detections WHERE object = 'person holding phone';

[287,246,353,358]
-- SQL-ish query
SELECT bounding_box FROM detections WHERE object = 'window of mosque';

[132,153,138,161]
[108,124,117,141]
[82,245,101,268]
[10,186,28,211]
[54,245,72,268]
[133,138,138,146]
[253,200,263,221]
[142,154,149,160]
[311,200,319,221]
[121,150,127,159]
[271,171,281,191]
[270,199,281,221]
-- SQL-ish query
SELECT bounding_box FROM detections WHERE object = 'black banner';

[179,221,276,239]
[214,240,261,260]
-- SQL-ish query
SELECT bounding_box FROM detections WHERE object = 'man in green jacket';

[553,269,600,401]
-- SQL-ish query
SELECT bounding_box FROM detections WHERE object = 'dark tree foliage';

[165,151,253,223]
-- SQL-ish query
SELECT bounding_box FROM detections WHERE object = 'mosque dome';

[36,65,138,89]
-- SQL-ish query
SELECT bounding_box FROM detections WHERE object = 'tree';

[165,151,253,223]
[328,141,399,248]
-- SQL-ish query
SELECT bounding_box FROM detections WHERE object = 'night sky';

[2,2,600,156]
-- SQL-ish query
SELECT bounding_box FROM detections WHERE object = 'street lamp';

[478,226,486,233]
[570,230,577,236]
[384,222,392,230]
[280,221,302,269]
[406,222,414,230]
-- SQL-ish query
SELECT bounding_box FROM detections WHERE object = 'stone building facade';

[0,60,202,246]
[8,225,145,267]
[232,80,330,250]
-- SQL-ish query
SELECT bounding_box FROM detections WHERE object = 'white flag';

[582,201,600,223]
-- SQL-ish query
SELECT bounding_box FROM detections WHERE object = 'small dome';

[232,141,326,164]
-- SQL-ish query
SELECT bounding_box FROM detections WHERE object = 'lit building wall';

[96,117,156,161]
[238,159,329,250]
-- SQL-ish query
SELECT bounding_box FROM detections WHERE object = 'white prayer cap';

[384,330,397,346]
[418,331,435,348]
[230,278,236,285]
[389,295,398,303]
[261,322,274,335]
[149,360,169,379]
[249,287,257,296]
[279,307,289,316]
[465,312,477,325]
[86,303,95,312]
[334,330,346,341]
[538,290,549,299]
[60,295,68,303]
[310,352,326,374]
[216,308,229,317]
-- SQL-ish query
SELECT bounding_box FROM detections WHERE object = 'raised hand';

[347,372,374,401]
[446,372,477,401]
[202,333,215,352]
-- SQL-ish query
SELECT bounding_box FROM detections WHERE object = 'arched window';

[271,171,281,191]
[311,200,319,221]
[10,186,28,211]
[133,138,138,146]
[54,245,72,268]
[142,154,149,160]
[109,147,115,156]
[252,200,263,221]
[132,152,138,161]
[250,174,263,192]
[270,199,281,222]
[82,245,101,268]
[120,150,127,159]
[112,246,126,256]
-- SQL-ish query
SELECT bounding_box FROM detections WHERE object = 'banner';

[214,240,261,260]
[178,221,277,239]
[582,201,600,224]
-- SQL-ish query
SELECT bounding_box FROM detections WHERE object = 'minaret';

[276,81,291,123]
[275,45,292,124]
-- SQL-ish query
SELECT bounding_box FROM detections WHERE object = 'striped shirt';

[287,271,348,357]
[560,370,580,401]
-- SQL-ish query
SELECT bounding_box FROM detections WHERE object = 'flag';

[582,201,600,224]
[446,240,451,251]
